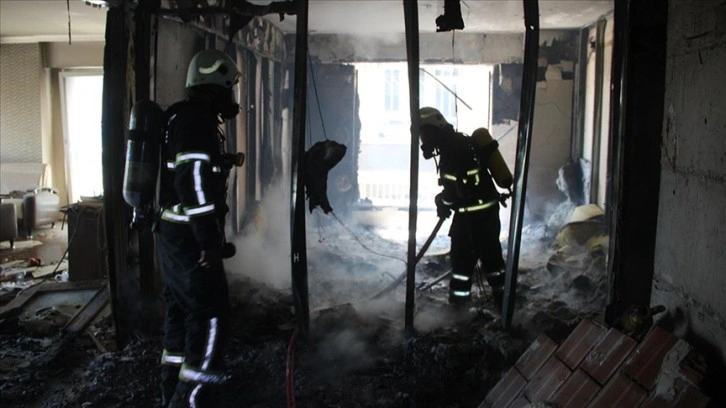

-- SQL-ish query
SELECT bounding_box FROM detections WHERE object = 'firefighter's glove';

[498,190,512,208]
[222,242,236,259]
[199,247,224,268]
[435,193,452,219]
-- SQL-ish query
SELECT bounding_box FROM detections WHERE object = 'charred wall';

[651,0,726,365]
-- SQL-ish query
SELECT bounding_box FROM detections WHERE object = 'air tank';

[472,127,513,190]
[123,100,164,227]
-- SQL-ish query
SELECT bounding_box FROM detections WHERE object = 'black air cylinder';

[123,100,164,225]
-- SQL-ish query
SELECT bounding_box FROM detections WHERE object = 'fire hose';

[286,327,298,408]
[286,216,445,407]
[368,216,446,300]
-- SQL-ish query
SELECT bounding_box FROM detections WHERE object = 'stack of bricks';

[480,319,711,408]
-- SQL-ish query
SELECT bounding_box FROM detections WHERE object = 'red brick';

[551,369,601,408]
[581,327,637,385]
[556,319,607,370]
[587,372,647,408]
[481,367,527,408]
[506,395,530,408]
[623,326,678,390]
[515,333,558,380]
[523,356,571,402]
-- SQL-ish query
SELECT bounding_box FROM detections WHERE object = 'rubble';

[0,212,623,407]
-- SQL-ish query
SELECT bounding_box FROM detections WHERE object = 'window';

[434,68,458,121]
[60,71,104,203]
[384,69,400,112]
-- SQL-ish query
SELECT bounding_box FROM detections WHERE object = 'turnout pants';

[157,230,230,407]
[448,205,506,305]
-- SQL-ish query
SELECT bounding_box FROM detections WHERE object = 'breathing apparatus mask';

[420,137,440,159]
[217,85,241,120]
[419,126,442,160]
[419,107,450,159]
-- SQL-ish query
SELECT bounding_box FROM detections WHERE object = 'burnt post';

[290,0,310,341]
[502,0,539,330]
[402,0,421,336]
[102,4,132,346]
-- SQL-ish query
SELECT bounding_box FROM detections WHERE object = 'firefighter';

[419,107,512,308]
[157,49,241,408]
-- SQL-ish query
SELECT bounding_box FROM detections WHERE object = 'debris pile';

[0,209,619,407]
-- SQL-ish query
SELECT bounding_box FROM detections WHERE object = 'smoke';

[224,182,292,290]
[309,327,373,381]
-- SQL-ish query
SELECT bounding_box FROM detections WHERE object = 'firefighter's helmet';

[419,107,450,129]
[186,49,240,89]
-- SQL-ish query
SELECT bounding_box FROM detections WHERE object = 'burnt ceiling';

[0,0,613,43]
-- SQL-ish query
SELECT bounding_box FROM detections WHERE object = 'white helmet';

[419,107,450,129]
[186,49,240,89]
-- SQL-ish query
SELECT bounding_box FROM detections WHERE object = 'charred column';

[502,0,539,330]
[605,0,667,324]
[403,0,421,336]
[102,4,132,346]
[291,0,310,340]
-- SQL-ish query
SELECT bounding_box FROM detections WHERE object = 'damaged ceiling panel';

[0,1,613,41]
[253,0,613,34]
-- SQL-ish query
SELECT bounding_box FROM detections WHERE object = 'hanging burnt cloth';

[304,140,347,214]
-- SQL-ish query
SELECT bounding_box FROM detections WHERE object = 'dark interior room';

[1,0,724,407]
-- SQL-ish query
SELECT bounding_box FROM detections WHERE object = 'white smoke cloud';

[224,182,292,290]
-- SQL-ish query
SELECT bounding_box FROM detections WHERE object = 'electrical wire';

[66,0,72,45]
[419,68,472,111]
[452,30,459,129]
[307,51,328,141]
[330,212,407,265]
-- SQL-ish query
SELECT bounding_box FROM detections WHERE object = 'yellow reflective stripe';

[467,168,479,176]
[442,173,457,181]
[185,203,216,216]
[452,290,470,297]
[176,152,211,164]
[161,209,190,223]
[201,318,218,371]
[166,161,176,169]
[452,274,470,281]
[161,350,185,366]
[457,199,497,213]
[192,161,207,204]
[179,365,220,383]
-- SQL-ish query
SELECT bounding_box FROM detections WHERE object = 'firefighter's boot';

[168,380,194,408]
[161,365,180,408]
